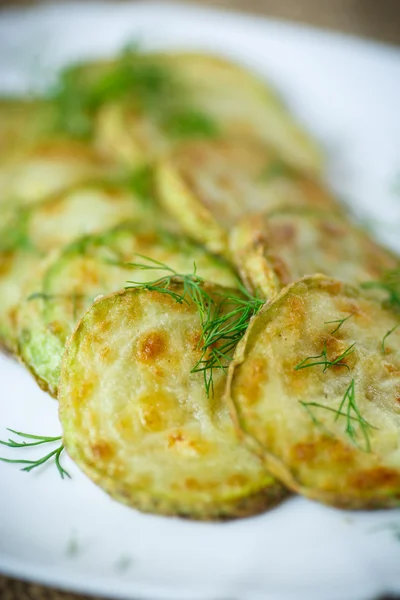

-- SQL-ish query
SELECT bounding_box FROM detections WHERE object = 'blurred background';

[0,0,399,44]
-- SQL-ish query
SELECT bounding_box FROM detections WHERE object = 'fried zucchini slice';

[230,208,399,299]
[17,222,237,396]
[0,138,118,211]
[59,285,286,519]
[156,139,338,255]
[0,181,152,352]
[227,275,400,509]
[0,97,54,160]
[55,51,322,173]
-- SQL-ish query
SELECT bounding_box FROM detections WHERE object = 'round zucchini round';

[156,138,337,256]
[17,223,238,397]
[230,208,399,299]
[227,275,400,509]
[0,138,118,212]
[59,284,286,520]
[0,181,151,352]
[71,51,322,173]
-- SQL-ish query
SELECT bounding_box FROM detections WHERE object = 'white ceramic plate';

[1,3,400,600]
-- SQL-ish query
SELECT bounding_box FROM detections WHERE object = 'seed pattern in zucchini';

[0,181,152,352]
[17,223,238,396]
[230,208,399,299]
[227,275,400,509]
[156,138,336,256]
[59,285,286,520]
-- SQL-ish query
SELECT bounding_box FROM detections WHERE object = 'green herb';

[27,291,89,322]
[51,49,177,138]
[361,269,400,311]
[260,159,293,181]
[382,324,399,353]
[324,314,353,335]
[294,341,355,372]
[163,108,218,139]
[127,165,154,202]
[125,256,263,396]
[300,379,376,452]
[0,212,32,253]
[335,379,376,452]
[51,48,217,142]
[0,429,70,479]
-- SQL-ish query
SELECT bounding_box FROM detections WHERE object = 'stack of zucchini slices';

[2,49,399,519]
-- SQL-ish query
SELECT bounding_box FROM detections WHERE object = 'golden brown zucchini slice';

[156,139,338,255]
[17,222,237,397]
[0,97,54,160]
[230,208,399,299]
[0,138,118,211]
[59,284,286,519]
[0,181,152,352]
[164,53,322,174]
[56,51,322,173]
[227,275,400,509]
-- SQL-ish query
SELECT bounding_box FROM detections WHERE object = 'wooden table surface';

[0,1,399,599]
[1,0,400,44]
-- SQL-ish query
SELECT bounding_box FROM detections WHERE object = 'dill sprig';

[125,256,263,396]
[51,48,218,140]
[324,314,353,335]
[260,159,293,181]
[51,49,176,138]
[335,379,376,452]
[300,379,377,452]
[361,269,400,311]
[0,429,70,479]
[294,341,355,372]
[382,324,399,353]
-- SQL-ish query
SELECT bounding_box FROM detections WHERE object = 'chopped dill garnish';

[361,269,400,311]
[294,341,355,372]
[0,212,32,253]
[0,429,70,479]
[335,379,375,452]
[51,49,176,138]
[324,314,353,335]
[382,324,399,353]
[127,165,154,202]
[124,256,263,396]
[260,159,293,181]
[299,379,377,452]
[163,108,218,139]
[50,48,218,141]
